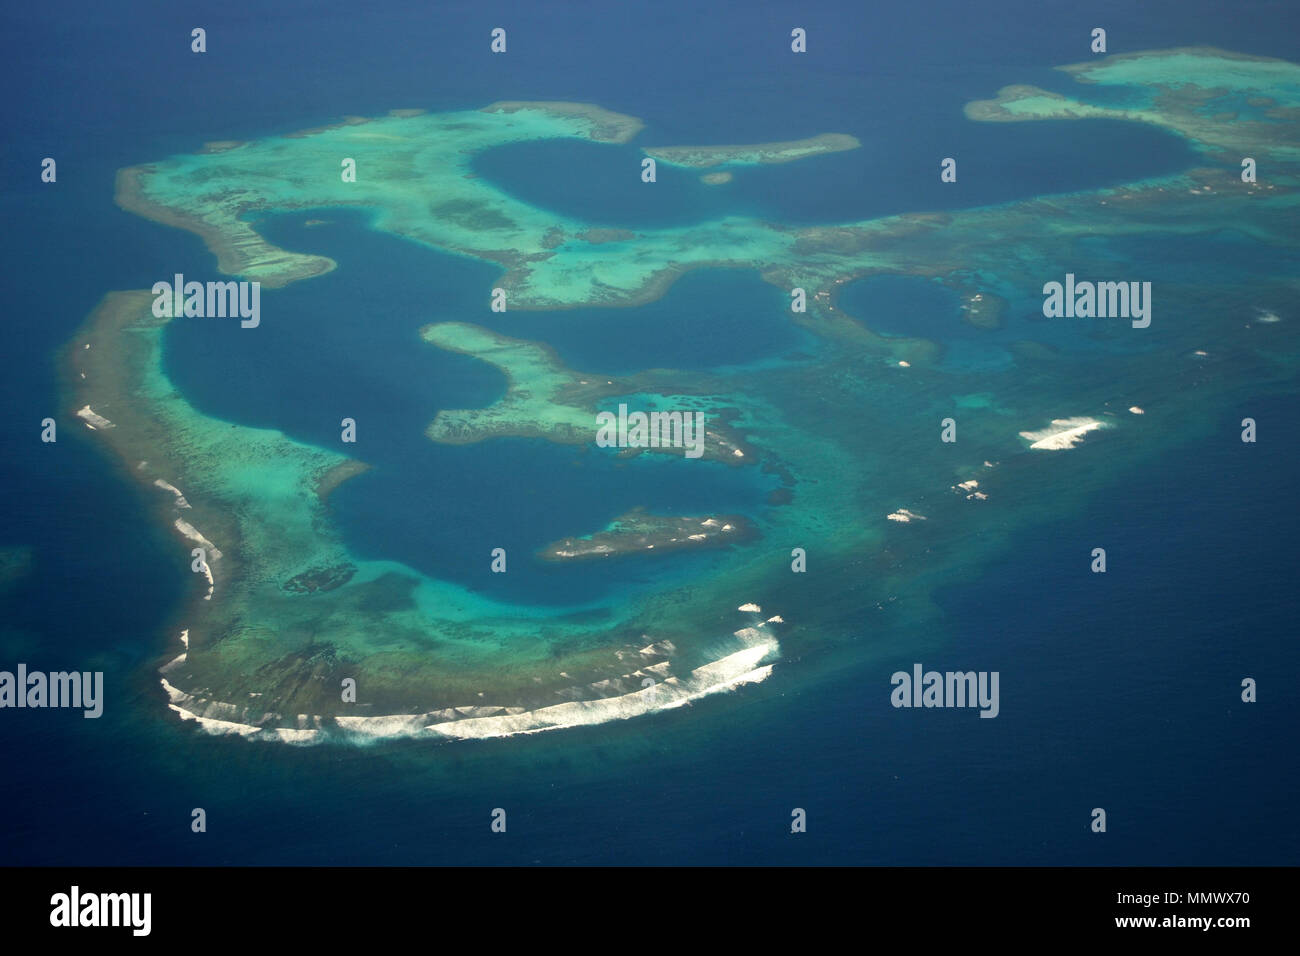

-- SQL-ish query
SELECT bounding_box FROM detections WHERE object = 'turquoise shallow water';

[3,387,1295,864]
[471,267,816,375]
[161,212,784,606]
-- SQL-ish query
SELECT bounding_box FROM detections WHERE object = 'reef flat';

[75,47,1300,744]
[67,293,786,741]
[422,322,755,463]
[964,47,1300,163]
[644,132,861,168]
[539,510,757,562]
[115,52,1300,332]
[422,322,608,445]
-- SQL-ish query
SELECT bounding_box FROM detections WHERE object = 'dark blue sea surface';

[474,120,1198,227]
[0,0,1296,864]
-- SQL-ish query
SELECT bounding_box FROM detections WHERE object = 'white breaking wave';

[1018,416,1109,450]
[159,615,782,746]
[153,478,192,509]
[76,405,115,430]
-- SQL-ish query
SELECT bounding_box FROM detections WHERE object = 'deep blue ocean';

[1,0,1297,864]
